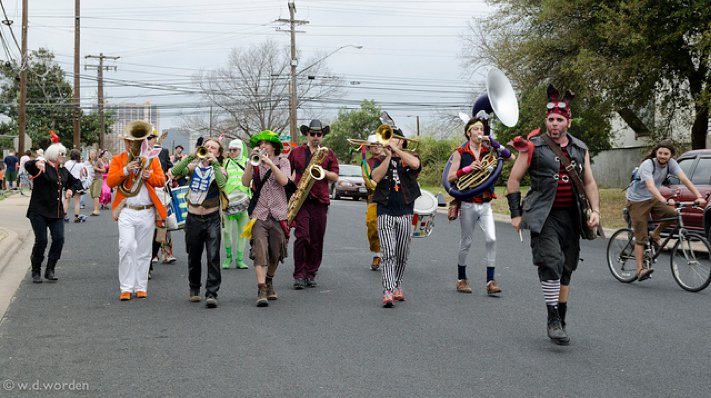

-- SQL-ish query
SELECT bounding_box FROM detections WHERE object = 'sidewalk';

[0,192,32,318]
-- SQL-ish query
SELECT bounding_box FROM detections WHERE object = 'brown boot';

[457,279,472,293]
[371,256,381,271]
[486,279,502,296]
[265,277,278,300]
[256,285,269,307]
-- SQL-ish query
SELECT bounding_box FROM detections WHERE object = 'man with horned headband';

[506,85,600,346]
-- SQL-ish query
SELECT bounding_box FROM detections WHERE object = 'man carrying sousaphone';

[287,119,339,290]
[446,110,515,296]
[107,120,168,301]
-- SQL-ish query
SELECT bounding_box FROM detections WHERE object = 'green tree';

[323,99,382,163]
[467,0,710,149]
[0,48,104,149]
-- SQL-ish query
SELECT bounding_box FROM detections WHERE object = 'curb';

[0,226,30,276]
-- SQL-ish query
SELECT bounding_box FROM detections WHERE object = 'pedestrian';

[625,140,707,281]
[3,149,19,190]
[370,121,421,308]
[446,110,515,295]
[506,84,601,346]
[99,150,112,209]
[107,121,168,301]
[88,149,104,216]
[287,119,340,289]
[222,138,251,269]
[63,149,86,223]
[18,150,31,195]
[24,134,83,283]
[169,137,227,308]
[241,130,291,307]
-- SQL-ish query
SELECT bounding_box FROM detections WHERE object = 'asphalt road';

[1,199,709,397]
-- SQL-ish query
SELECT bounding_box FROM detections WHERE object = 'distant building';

[104,101,160,154]
[162,128,191,155]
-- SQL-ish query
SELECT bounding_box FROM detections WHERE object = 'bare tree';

[187,40,344,140]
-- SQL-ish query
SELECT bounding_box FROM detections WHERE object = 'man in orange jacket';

[107,120,167,301]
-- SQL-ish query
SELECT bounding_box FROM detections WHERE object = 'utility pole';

[416,116,420,137]
[276,1,308,146]
[85,53,119,149]
[72,0,81,148]
[17,0,28,153]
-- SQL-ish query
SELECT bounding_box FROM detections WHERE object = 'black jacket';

[25,159,83,219]
[154,145,173,174]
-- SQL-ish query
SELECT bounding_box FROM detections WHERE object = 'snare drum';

[169,186,189,230]
[224,190,249,216]
[412,189,437,238]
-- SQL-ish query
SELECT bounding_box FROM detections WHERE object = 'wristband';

[506,191,523,218]
[456,168,465,178]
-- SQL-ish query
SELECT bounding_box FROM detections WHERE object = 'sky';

[0,0,497,137]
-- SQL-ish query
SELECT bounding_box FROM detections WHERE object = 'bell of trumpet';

[249,149,265,166]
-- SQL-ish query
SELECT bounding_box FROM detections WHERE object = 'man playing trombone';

[287,119,339,289]
[447,111,514,296]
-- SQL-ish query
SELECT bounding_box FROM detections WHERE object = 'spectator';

[63,149,86,223]
[18,150,31,195]
[3,149,19,190]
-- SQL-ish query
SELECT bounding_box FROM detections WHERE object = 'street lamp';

[288,44,362,145]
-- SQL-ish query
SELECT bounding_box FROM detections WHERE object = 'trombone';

[347,124,420,152]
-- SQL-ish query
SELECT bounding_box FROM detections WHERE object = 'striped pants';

[377,213,413,291]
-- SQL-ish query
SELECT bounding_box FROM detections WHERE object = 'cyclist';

[626,140,707,281]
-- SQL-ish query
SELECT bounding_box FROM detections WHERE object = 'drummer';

[221,138,251,269]
[446,110,515,296]
[370,131,421,308]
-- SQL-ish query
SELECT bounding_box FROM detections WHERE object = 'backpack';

[625,159,667,190]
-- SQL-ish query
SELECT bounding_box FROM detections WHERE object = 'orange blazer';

[107,153,168,220]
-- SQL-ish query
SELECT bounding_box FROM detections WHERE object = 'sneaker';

[205,296,218,308]
[306,278,318,288]
[151,256,159,263]
[293,278,307,290]
[486,279,502,296]
[64,216,69,223]
[382,290,394,308]
[371,256,381,271]
[189,290,201,302]
[393,287,406,301]
[457,279,473,293]
[135,291,147,299]
[162,256,176,264]
[119,291,132,301]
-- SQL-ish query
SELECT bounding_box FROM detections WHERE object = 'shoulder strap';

[541,134,587,200]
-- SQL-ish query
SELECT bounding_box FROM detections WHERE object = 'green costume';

[221,141,251,269]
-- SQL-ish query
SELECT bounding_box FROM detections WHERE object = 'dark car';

[330,164,368,200]
[659,149,711,240]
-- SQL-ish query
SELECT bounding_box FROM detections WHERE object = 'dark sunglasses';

[309,132,323,137]
[229,148,240,152]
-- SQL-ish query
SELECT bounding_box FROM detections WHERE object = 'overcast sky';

[0,0,496,136]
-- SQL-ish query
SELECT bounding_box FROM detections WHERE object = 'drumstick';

[518,230,523,244]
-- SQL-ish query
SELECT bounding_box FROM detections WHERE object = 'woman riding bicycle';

[626,140,707,281]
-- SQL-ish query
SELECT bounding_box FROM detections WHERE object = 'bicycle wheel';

[670,231,711,292]
[607,228,638,283]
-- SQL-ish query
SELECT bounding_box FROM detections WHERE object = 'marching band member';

[24,133,84,283]
[169,137,227,308]
[242,130,291,307]
[287,119,339,289]
[506,85,600,345]
[447,111,514,295]
[222,138,250,269]
[363,134,385,271]
[148,129,175,268]
[107,122,168,301]
[370,131,421,308]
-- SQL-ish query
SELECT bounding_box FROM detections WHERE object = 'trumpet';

[249,149,266,166]
[196,146,209,159]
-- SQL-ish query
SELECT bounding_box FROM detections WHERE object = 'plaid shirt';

[252,157,291,221]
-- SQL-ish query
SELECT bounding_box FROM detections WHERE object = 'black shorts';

[530,208,580,285]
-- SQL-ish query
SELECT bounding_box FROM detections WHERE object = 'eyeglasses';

[58,153,66,156]
[229,148,240,152]
[309,132,323,137]
[546,102,568,110]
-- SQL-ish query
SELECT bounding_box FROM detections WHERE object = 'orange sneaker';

[382,290,394,308]
[135,291,147,299]
[393,287,406,301]
[119,291,132,301]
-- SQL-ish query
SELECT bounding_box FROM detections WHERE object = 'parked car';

[330,164,368,200]
[658,149,711,240]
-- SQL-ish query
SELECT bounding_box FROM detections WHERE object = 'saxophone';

[287,146,329,224]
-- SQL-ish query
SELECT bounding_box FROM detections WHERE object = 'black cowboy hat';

[299,119,330,136]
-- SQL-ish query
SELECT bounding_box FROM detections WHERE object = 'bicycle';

[606,200,711,292]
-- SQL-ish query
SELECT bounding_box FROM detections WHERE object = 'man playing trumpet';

[287,119,339,289]
[447,111,514,296]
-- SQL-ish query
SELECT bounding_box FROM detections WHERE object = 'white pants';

[458,201,496,267]
[118,208,155,293]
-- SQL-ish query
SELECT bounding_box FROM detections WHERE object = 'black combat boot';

[44,259,59,281]
[546,305,570,346]
[558,302,567,330]
[31,256,43,284]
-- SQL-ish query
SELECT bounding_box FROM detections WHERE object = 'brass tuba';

[117,120,152,198]
[287,146,329,224]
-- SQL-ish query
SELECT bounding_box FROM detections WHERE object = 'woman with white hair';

[24,138,84,283]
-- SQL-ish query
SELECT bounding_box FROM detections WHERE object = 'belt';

[125,204,154,210]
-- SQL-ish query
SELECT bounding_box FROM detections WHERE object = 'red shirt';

[288,145,339,205]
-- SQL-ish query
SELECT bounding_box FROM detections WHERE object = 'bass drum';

[441,152,503,200]
[169,186,189,230]
[412,189,437,238]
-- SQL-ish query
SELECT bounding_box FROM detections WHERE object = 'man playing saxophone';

[447,111,515,296]
[287,119,339,289]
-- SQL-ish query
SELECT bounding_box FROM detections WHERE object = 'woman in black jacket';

[24,142,83,283]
